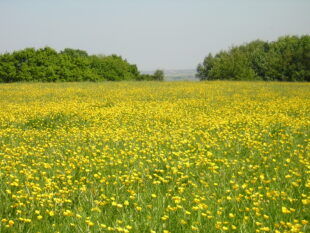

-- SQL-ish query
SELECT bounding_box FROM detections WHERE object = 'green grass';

[0,81,309,233]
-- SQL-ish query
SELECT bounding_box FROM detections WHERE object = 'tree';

[196,53,214,80]
[196,35,310,82]
[153,69,164,81]
[61,48,88,57]
[0,47,141,82]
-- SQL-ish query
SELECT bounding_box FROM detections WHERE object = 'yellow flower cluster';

[0,81,309,232]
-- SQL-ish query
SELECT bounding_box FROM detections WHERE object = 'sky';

[0,0,309,71]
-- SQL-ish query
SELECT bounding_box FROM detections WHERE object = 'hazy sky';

[0,0,309,70]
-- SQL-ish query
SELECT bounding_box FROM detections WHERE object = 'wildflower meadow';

[0,81,309,233]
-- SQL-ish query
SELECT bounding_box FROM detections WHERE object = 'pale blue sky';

[0,0,309,70]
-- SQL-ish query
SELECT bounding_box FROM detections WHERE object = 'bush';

[137,70,165,81]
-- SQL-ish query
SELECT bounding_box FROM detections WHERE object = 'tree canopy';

[196,35,310,81]
[0,47,160,82]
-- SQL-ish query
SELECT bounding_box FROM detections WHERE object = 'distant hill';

[142,69,197,81]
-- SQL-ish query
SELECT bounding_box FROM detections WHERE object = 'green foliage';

[91,55,140,81]
[0,47,143,82]
[136,74,155,81]
[196,53,214,81]
[153,69,164,81]
[196,35,310,81]
[137,70,165,81]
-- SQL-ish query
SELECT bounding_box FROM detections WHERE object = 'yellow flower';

[85,220,94,226]
[180,219,187,225]
[191,225,199,231]
[63,210,74,216]
[282,206,290,214]
[8,220,14,226]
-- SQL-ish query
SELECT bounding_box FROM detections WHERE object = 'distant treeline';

[0,47,164,82]
[196,35,310,81]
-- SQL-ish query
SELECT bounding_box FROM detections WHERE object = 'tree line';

[196,35,310,81]
[0,47,164,82]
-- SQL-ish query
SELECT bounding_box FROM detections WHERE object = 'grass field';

[0,81,309,233]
